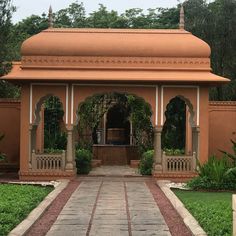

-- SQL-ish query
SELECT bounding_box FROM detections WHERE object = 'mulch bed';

[146,180,192,236]
[26,179,80,236]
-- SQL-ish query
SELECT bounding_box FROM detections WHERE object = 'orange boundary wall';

[0,99,20,170]
[209,101,236,157]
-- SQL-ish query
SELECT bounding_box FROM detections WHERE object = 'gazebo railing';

[162,151,196,172]
[32,150,66,171]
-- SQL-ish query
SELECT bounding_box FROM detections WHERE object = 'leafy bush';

[75,149,92,174]
[139,150,154,175]
[164,148,185,156]
[44,148,64,154]
[44,131,67,150]
[187,155,236,190]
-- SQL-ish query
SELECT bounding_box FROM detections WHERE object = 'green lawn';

[173,189,232,236]
[0,184,53,236]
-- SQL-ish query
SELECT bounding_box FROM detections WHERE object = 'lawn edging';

[233,194,236,236]
[8,179,69,236]
[157,180,207,236]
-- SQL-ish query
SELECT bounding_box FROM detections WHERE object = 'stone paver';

[89,165,141,176]
[47,179,171,236]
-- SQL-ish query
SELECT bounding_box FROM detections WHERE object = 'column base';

[65,163,74,171]
[152,163,163,173]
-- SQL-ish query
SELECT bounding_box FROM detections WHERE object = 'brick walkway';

[46,179,171,236]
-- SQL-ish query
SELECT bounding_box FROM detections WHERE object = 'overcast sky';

[12,0,181,23]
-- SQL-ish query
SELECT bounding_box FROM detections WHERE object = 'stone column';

[153,125,163,172]
[29,124,37,170]
[192,126,200,159]
[185,109,192,155]
[103,112,107,144]
[28,125,33,170]
[130,119,133,145]
[65,125,75,171]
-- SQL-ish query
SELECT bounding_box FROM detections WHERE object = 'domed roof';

[3,27,229,85]
[21,28,211,58]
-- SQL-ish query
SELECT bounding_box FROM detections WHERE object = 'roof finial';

[48,5,53,28]
[179,4,185,30]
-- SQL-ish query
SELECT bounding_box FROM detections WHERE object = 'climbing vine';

[77,92,153,153]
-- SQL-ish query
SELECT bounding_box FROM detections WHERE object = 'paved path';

[47,179,171,236]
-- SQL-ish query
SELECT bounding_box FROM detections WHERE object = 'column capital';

[66,125,74,132]
[193,126,200,133]
[29,124,37,131]
[154,125,163,133]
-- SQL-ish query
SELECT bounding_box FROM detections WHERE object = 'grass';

[0,184,53,236]
[173,189,232,236]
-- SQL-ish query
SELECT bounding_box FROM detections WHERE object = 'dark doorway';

[106,104,130,145]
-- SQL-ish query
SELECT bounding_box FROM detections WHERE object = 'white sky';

[12,0,181,23]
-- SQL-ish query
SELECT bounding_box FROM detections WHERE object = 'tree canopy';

[0,0,236,100]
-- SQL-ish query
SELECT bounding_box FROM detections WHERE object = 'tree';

[54,2,87,27]
[0,0,20,98]
[87,4,125,28]
[183,0,236,100]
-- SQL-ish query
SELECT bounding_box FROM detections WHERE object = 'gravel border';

[26,180,80,236]
[157,180,207,236]
[8,180,69,236]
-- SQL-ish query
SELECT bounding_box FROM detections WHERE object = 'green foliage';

[43,148,63,154]
[138,150,154,175]
[0,184,52,236]
[75,149,92,174]
[44,96,67,150]
[184,0,236,101]
[162,97,186,150]
[187,154,236,190]
[127,95,153,153]
[0,0,19,98]
[173,189,232,236]
[78,93,153,153]
[164,148,185,156]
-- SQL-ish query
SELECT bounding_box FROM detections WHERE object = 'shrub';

[164,148,185,156]
[44,148,63,154]
[139,150,154,175]
[187,155,236,190]
[75,149,92,174]
[44,131,67,150]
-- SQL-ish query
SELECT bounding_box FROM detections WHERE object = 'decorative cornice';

[21,56,211,71]
[209,101,236,112]
[209,101,236,106]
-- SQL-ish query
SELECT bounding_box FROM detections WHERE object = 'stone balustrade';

[32,150,66,171]
[162,152,196,172]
